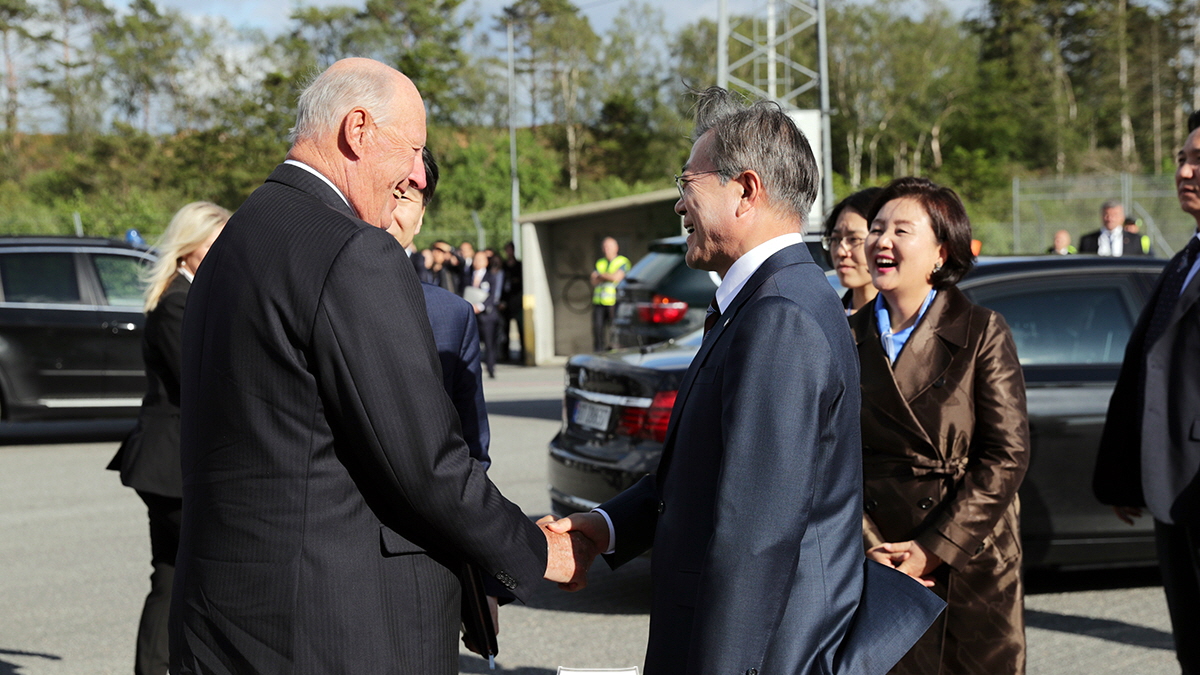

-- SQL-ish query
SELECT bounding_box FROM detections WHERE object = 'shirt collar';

[283,159,352,210]
[177,265,194,283]
[713,233,805,312]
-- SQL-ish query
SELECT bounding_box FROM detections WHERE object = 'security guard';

[590,236,631,351]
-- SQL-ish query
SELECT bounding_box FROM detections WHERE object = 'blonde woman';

[108,201,229,675]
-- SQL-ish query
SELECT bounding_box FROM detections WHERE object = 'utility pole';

[715,0,833,229]
[505,7,522,258]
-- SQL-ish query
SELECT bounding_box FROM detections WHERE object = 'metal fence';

[1011,173,1194,256]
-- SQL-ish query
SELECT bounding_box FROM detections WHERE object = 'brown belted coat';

[849,286,1031,675]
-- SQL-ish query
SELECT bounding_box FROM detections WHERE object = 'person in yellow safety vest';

[590,236,631,351]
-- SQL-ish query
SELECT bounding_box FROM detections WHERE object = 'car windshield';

[625,250,683,286]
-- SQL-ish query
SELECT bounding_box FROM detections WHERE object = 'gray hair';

[289,65,396,144]
[691,87,818,225]
[1100,199,1124,213]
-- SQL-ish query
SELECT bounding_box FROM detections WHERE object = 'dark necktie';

[704,297,721,338]
[1144,236,1200,349]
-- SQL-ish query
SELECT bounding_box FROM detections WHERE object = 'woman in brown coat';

[849,177,1030,674]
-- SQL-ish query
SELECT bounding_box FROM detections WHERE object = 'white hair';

[289,64,397,143]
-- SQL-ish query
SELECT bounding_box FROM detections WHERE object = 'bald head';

[290,58,420,144]
[287,58,428,229]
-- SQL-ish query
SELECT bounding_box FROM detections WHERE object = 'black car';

[609,234,831,348]
[0,237,155,421]
[550,255,1165,569]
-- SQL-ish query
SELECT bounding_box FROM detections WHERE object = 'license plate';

[574,400,612,431]
[616,303,633,319]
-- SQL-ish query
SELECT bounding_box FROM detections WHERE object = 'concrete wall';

[521,189,682,364]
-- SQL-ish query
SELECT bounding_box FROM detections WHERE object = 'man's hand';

[1113,505,1143,525]
[538,515,599,591]
[866,540,940,588]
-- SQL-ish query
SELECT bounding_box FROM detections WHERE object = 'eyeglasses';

[821,235,866,252]
[673,170,724,198]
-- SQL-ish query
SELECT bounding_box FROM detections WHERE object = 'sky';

[154,0,986,40]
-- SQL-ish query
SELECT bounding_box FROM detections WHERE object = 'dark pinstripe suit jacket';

[169,164,546,674]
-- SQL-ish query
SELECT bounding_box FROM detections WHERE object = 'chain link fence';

[1011,173,1194,256]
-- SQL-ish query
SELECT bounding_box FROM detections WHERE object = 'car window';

[968,282,1134,365]
[625,251,684,287]
[92,254,146,307]
[0,252,83,304]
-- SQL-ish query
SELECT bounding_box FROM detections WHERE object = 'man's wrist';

[592,508,617,555]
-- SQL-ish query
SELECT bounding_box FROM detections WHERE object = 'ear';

[733,169,765,217]
[415,208,426,236]
[341,107,372,160]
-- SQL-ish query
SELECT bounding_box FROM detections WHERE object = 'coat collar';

[656,243,813,480]
[265,163,360,221]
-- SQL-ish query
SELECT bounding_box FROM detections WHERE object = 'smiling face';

[831,209,872,291]
[865,197,946,300]
[1177,127,1200,223]
[675,132,742,275]
[346,76,427,230]
[385,180,426,249]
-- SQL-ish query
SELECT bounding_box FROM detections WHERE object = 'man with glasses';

[547,87,942,675]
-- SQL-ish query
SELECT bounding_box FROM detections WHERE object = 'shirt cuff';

[592,508,617,555]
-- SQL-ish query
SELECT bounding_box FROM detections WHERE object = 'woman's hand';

[866,540,941,587]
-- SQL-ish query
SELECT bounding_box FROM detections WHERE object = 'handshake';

[538,512,610,591]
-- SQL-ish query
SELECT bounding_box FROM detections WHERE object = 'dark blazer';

[423,282,490,469]
[849,287,1030,673]
[1078,229,1146,256]
[108,273,189,497]
[1095,242,1200,524]
[600,243,942,675]
[169,164,546,674]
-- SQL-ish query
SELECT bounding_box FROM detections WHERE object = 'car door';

[964,269,1157,568]
[86,251,151,407]
[0,249,105,418]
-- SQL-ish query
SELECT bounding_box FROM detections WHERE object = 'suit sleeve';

[146,283,187,404]
[693,296,839,671]
[454,305,491,469]
[310,230,546,599]
[916,311,1030,570]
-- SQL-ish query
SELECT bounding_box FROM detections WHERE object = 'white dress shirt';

[1097,227,1124,257]
[283,159,352,210]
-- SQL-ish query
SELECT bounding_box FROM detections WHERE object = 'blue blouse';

[875,289,938,364]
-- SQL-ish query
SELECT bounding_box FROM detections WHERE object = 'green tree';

[99,0,186,131]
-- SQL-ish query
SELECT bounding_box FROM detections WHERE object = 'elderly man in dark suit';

[1094,110,1200,673]
[1078,199,1146,256]
[547,87,942,675]
[170,58,581,674]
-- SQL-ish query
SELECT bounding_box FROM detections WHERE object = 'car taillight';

[636,294,688,324]
[614,390,678,443]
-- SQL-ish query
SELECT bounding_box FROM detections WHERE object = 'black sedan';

[549,255,1166,569]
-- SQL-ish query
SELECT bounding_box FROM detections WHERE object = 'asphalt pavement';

[0,363,1181,675]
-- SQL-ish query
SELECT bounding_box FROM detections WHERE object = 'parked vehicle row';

[550,255,1166,569]
[0,237,154,421]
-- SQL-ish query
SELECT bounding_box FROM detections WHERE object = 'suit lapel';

[265,163,360,221]
[655,244,807,482]
[891,288,970,402]
[851,301,933,448]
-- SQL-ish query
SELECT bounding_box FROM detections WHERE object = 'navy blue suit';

[600,243,942,675]
[422,282,490,469]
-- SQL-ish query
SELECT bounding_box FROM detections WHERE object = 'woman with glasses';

[850,177,1030,674]
[822,187,881,315]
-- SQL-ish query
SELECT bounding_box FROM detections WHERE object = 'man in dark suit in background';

[1079,199,1146,256]
[1094,110,1200,673]
[170,58,581,674]
[548,87,942,675]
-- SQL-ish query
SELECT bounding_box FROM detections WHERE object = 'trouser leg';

[135,492,182,675]
[1156,519,1200,674]
[592,304,611,351]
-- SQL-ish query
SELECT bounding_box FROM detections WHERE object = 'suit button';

[746,669,758,675]
[933,377,946,388]
[495,570,518,590]
[657,501,665,514]
[918,497,935,510]
[864,498,877,512]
